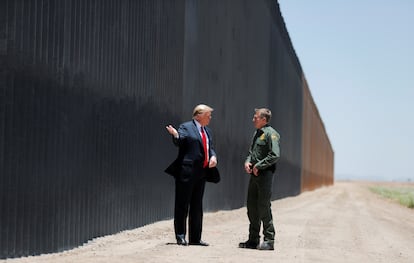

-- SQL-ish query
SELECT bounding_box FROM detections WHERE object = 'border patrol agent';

[239,108,280,251]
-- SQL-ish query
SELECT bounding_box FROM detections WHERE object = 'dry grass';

[370,185,414,208]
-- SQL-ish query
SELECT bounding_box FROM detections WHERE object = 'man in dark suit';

[165,104,218,246]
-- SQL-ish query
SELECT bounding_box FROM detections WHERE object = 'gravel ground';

[3,181,414,263]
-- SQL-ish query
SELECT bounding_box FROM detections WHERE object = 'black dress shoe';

[189,240,209,246]
[257,242,274,250]
[238,240,258,249]
[176,235,188,246]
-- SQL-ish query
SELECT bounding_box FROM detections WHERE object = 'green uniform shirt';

[246,124,280,170]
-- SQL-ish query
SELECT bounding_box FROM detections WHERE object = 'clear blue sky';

[278,1,414,181]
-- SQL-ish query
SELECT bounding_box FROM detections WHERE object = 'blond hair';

[192,104,214,117]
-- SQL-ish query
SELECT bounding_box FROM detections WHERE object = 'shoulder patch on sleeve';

[271,133,279,140]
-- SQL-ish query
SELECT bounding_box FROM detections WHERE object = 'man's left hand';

[209,156,217,168]
[253,166,259,176]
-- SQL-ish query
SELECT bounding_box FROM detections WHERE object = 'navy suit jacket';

[165,120,219,182]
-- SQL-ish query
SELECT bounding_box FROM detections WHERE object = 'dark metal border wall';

[0,0,333,258]
[301,79,335,191]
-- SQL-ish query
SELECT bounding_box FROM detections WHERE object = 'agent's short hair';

[255,108,272,122]
[193,104,214,117]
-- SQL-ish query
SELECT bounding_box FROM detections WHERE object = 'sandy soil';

[3,181,414,263]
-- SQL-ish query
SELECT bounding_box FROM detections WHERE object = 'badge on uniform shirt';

[259,134,265,140]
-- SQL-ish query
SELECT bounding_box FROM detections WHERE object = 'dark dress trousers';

[165,120,217,243]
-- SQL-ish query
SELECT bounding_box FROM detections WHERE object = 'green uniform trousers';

[247,169,275,244]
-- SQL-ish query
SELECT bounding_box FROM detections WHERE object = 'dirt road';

[4,181,414,263]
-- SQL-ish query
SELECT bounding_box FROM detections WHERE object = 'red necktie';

[201,127,209,168]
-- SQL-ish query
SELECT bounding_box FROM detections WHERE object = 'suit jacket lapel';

[191,120,203,146]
